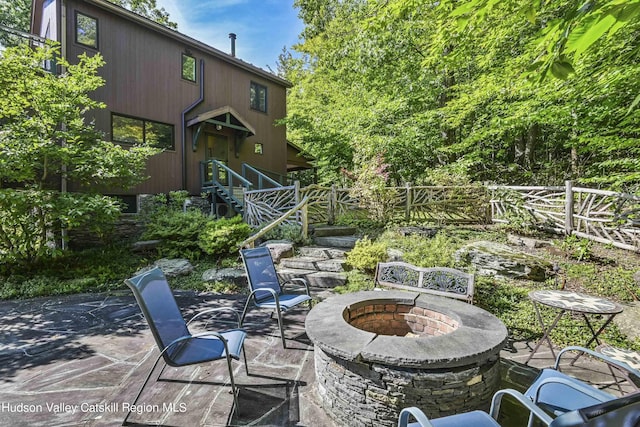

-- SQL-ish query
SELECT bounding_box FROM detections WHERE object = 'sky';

[156,0,304,72]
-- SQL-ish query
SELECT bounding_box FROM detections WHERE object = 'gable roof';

[82,0,292,88]
[186,105,256,135]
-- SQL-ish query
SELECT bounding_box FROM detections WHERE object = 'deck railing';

[243,181,639,252]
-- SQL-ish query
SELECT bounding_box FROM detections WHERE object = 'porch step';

[312,225,357,237]
[279,256,346,273]
[313,236,358,249]
[278,268,347,289]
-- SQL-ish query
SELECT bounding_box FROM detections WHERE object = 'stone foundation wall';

[315,347,501,427]
[347,303,459,337]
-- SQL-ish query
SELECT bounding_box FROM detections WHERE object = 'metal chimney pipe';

[229,33,236,57]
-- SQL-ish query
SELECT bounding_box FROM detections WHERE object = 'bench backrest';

[375,262,474,303]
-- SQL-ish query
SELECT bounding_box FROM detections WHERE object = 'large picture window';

[182,53,196,81]
[75,11,98,49]
[250,82,267,113]
[112,113,174,150]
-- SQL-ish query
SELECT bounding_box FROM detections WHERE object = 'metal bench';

[374,262,475,304]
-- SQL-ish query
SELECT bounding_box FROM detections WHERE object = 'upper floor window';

[112,113,174,151]
[182,53,196,82]
[75,11,98,49]
[250,82,267,113]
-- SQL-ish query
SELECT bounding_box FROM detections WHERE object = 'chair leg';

[240,297,253,327]
[225,353,240,416]
[242,343,249,376]
[122,353,166,426]
[273,304,287,349]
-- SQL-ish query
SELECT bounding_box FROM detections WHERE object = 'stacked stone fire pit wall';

[305,291,508,427]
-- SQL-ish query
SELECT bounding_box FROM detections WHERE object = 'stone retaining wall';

[315,347,501,427]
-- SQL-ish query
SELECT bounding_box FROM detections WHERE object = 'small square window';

[182,53,196,81]
[250,82,267,113]
[254,143,263,155]
[75,11,98,49]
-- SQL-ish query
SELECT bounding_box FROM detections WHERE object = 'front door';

[205,134,229,185]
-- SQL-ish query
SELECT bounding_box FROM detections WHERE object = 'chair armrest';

[187,307,242,328]
[397,407,433,427]
[556,346,640,378]
[532,376,612,404]
[490,389,554,426]
[281,277,311,296]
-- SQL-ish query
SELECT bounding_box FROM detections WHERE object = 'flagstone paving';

[0,291,634,427]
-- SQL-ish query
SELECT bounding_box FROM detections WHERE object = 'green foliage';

[346,153,398,222]
[0,243,147,299]
[259,223,312,246]
[564,262,640,303]
[0,0,31,47]
[142,209,210,261]
[107,0,177,29]
[474,275,637,349]
[559,235,594,261]
[286,0,640,189]
[198,216,252,259]
[334,270,374,294]
[345,236,388,272]
[378,229,458,268]
[335,210,383,234]
[0,43,159,262]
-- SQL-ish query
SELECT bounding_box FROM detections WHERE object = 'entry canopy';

[187,106,256,151]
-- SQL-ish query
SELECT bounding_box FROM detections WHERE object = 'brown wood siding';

[49,0,289,196]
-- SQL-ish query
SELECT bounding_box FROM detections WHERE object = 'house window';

[110,195,138,214]
[182,53,196,81]
[112,113,174,150]
[254,143,263,155]
[75,11,98,49]
[250,82,267,113]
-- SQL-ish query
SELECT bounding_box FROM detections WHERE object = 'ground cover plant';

[0,192,252,299]
[337,225,640,352]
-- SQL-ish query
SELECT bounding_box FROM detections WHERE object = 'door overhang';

[187,106,256,152]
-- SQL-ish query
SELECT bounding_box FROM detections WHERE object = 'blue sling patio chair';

[123,267,248,426]
[398,387,640,427]
[239,246,312,348]
[523,345,640,425]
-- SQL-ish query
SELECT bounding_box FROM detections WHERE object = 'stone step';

[313,236,358,249]
[313,225,357,237]
[278,268,347,289]
[297,246,347,260]
[279,256,346,273]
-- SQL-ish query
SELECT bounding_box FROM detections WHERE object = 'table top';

[529,290,623,315]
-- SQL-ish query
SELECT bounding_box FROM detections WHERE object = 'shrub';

[198,216,252,259]
[142,209,210,261]
[259,223,311,246]
[334,270,374,294]
[335,210,383,234]
[345,237,388,272]
[378,229,458,268]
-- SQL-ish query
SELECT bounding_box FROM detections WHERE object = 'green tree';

[0,43,159,261]
[108,0,177,29]
[0,0,176,48]
[287,0,640,190]
[0,0,31,47]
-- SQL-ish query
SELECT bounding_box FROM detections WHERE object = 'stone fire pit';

[305,290,508,427]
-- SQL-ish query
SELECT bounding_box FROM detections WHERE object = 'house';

[30,0,312,213]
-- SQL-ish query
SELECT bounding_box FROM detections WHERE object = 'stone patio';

[0,290,634,426]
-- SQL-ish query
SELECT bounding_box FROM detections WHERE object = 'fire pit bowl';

[305,290,508,427]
